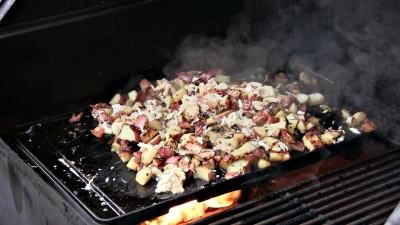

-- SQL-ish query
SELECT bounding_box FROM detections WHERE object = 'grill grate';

[189,148,400,225]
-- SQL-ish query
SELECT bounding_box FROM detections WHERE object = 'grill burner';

[189,147,400,225]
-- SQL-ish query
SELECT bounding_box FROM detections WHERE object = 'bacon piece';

[153,157,166,167]
[133,152,142,164]
[194,121,205,136]
[183,142,202,154]
[214,110,233,122]
[170,102,180,111]
[290,141,305,152]
[198,97,219,109]
[280,96,292,109]
[139,78,153,92]
[252,111,267,126]
[214,149,223,156]
[178,71,197,84]
[90,102,110,111]
[158,146,174,158]
[189,162,196,173]
[252,147,268,160]
[165,156,181,164]
[69,112,83,123]
[90,126,105,138]
[108,111,125,123]
[242,94,257,111]
[199,70,215,83]
[244,153,259,164]
[134,114,148,130]
[119,140,132,151]
[179,122,192,129]
[198,150,215,160]
[97,112,109,123]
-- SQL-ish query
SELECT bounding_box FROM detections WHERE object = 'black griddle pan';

[3,107,389,224]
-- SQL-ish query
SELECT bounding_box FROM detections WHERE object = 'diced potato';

[267,127,281,137]
[269,151,291,162]
[280,129,297,144]
[320,132,336,145]
[191,157,201,167]
[262,137,279,147]
[320,131,343,145]
[214,138,239,150]
[225,159,251,180]
[206,130,218,142]
[308,93,325,106]
[202,159,216,170]
[111,120,124,135]
[149,135,162,145]
[127,157,139,171]
[164,95,173,109]
[215,74,230,83]
[172,88,188,102]
[219,155,233,170]
[148,119,162,131]
[140,130,159,144]
[231,141,257,160]
[180,133,194,144]
[111,142,120,152]
[349,111,367,127]
[118,151,133,163]
[141,146,158,164]
[297,119,306,133]
[193,166,214,182]
[184,105,199,120]
[119,125,140,142]
[233,133,245,143]
[295,93,309,105]
[109,93,123,105]
[206,117,216,125]
[253,126,268,139]
[302,131,324,151]
[275,110,287,118]
[287,119,298,134]
[288,102,298,113]
[252,101,264,111]
[128,90,138,101]
[276,117,287,129]
[136,167,152,186]
[258,159,271,169]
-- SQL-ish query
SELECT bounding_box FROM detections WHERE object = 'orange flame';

[143,190,242,225]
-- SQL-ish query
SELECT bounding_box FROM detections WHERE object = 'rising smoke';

[163,0,400,128]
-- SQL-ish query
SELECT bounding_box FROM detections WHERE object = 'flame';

[143,190,242,225]
[204,190,242,208]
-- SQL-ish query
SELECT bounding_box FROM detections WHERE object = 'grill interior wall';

[1,0,400,135]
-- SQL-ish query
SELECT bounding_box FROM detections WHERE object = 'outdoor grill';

[1,0,400,225]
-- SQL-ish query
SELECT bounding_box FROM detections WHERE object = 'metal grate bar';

[369,218,388,225]
[345,203,397,225]
[300,186,400,225]
[236,163,400,225]
[327,196,400,224]
[189,149,400,225]
[260,172,400,225]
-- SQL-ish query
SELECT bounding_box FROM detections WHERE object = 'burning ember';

[143,190,242,225]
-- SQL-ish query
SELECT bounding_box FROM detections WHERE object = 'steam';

[163,0,400,128]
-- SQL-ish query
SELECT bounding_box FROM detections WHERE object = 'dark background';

[0,0,244,133]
